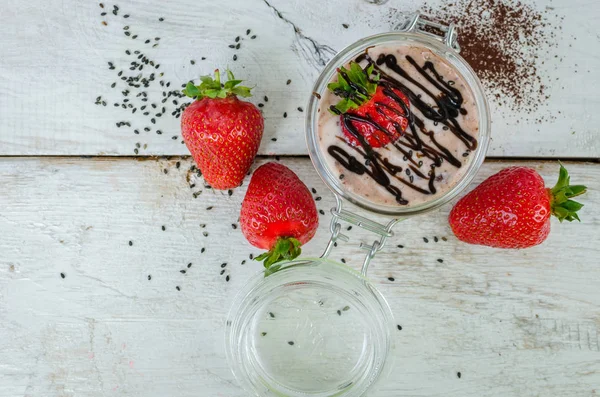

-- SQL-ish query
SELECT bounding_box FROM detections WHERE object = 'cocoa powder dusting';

[419,0,563,114]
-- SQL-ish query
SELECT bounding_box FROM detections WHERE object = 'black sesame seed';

[283,112,287,118]
[388,277,395,282]
[251,35,256,39]
[437,259,444,263]
[397,324,402,331]
[342,23,349,28]
[201,248,205,253]
[60,272,65,279]
[228,44,235,49]
[341,258,346,263]
[246,29,251,35]
[206,206,213,210]
[111,82,116,88]
[261,332,267,336]
[176,286,180,291]
[233,55,237,61]
[228,190,233,196]
[315,196,322,201]
[337,310,342,316]
[163,169,167,174]
[203,231,208,237]
[232,224,237,229]
[101,12,107,16]
[123,14,129,18]
[286,79,291,85]
[235,36,240,42]
[269,311,274,318]
[339,174,345,179]
[159,17,164,21]
[221,263,227,268]
[220,269,225,275]
[423,237,429,243]
[319,209,325,215]
[271,138,276,141]
[241,260,246,265]
[264,96,269,102]
[161,225,166,231]
[172,136,178,140]
[397,244,404,248]
[258,103,264,108]
[297,107,303,112]
[180,270,186,274]
[457,372,461,379]
[129,241,133,246]
[434,236,439,242]
[226,275,230,282]
[187,263,192,268]
[235,43,240,50]
[99,2,104,7]
[148,275,151,280]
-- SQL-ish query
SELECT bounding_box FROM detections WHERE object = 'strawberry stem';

[254,237,302,276]
[327,62,380,114]
[182,69,253,100]
[549,162,587,222]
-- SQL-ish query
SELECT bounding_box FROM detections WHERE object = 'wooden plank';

[0,157,598,396]
[0,0,598,157]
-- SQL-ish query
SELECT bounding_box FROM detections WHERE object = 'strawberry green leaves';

[328,62,379,114]
[255,237,302,276]
[549,162,587,222]
[183,69,253,100]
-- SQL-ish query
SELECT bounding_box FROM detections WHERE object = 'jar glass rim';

[305,31,491,217]
[225,258,396,397]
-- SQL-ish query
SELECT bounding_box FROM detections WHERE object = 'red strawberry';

[181,69,263,190]
[449,163,587,249]
[240,162,319,274]
[328,62,409,148]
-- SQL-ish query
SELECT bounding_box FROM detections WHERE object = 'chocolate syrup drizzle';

[327,52,478,205]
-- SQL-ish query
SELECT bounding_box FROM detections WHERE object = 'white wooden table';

[1,1,599,396]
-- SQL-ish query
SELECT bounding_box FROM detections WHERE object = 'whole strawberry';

[181,69,263,190]
[240,162,319,274]
[449,163,587,248]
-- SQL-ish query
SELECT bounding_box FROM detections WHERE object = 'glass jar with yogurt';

[226,13,491,397]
